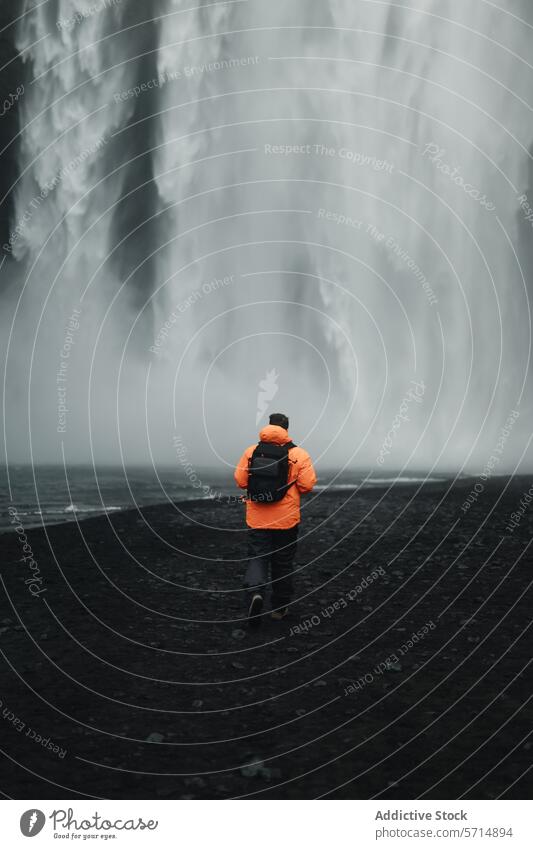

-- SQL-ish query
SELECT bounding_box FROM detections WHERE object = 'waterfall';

[3,0,532,471]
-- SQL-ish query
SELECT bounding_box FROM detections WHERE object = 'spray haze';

[1,0,532,475]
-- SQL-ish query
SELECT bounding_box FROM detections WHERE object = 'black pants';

[244,525,299,608]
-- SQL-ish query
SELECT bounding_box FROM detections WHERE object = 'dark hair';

[269,413,289,430]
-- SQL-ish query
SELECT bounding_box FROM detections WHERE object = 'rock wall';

[0,2,22,251]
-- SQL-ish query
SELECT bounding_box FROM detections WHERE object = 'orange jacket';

[234,425,317,529]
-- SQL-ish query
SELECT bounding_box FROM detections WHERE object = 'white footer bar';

[2,800,531,848]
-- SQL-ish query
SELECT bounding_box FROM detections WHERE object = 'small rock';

[146,732,164,743]
[231,661,245,670]
[240,757,264,778]
[259,766,281,781]
[192,699,203,708]
[240,757,280,781]
[184,776,206,789]
[385,661,402,673]
[232,629,246,640]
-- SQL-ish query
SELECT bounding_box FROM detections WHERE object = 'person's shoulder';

[290,444,311,461]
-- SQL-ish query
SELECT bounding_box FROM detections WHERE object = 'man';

[234,413,317,626]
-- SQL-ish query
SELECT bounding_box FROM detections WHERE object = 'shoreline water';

[0,468,494,534]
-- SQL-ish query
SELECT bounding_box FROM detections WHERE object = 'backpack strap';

[277,441,298,493]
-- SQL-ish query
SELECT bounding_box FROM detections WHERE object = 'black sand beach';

[1,477,531,799]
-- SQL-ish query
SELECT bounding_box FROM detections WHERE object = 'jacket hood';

[258,425,292,445]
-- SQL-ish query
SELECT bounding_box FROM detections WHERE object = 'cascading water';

[3,0,533,472]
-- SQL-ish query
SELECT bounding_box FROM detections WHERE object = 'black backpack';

[247,441,296,503]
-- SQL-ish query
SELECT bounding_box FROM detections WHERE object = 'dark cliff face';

[0,1,23,253]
